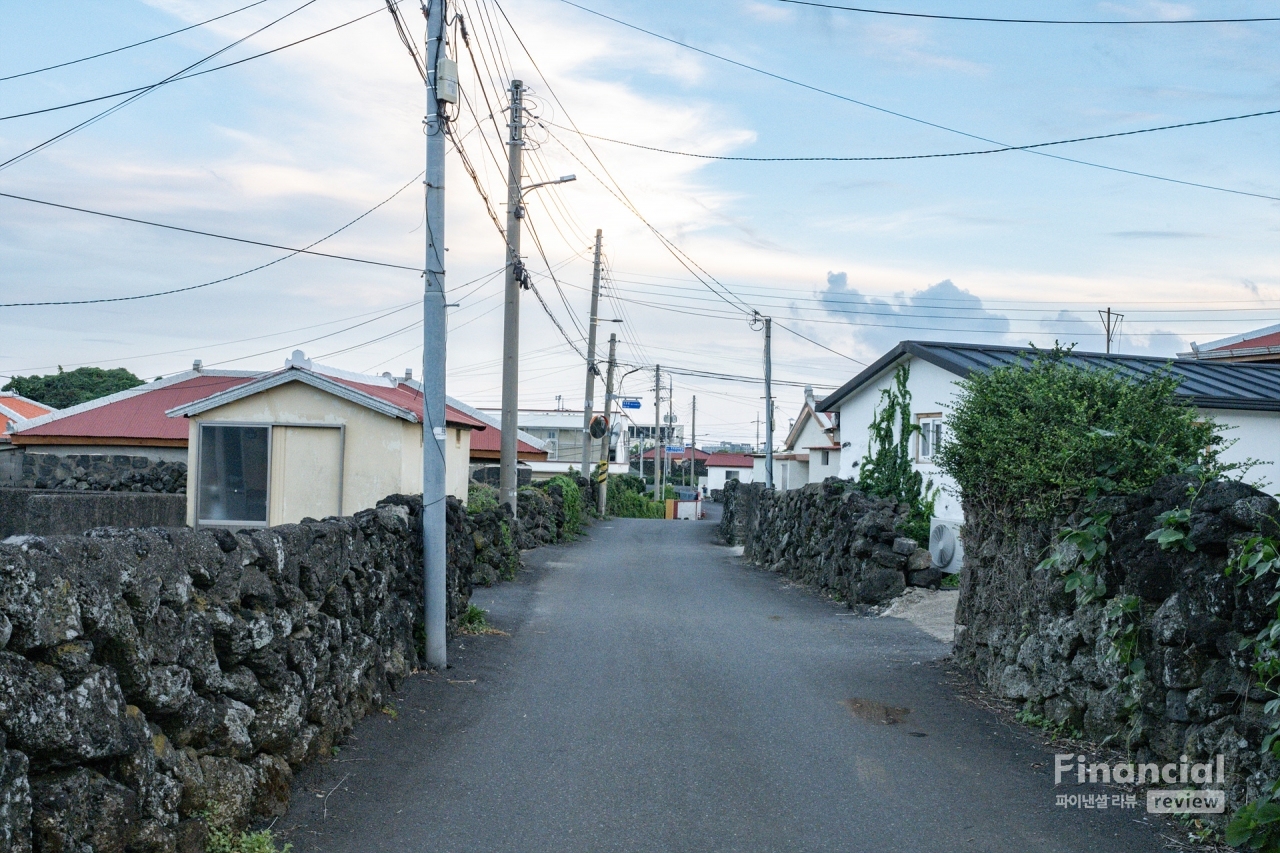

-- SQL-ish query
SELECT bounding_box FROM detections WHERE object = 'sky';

[1,0,1278,446]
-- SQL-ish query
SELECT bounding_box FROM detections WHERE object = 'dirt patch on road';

[879,588,958,643]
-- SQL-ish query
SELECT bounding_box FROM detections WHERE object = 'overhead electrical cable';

[769,0,1280,24]
[0,0,275,82]
[542,109,1280,163]
[0,2,399,123]
[0,0,321,172]
[551,0,1280,204]
[0,190,422,277]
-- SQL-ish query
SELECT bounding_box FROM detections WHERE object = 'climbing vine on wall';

[857,364,936,546]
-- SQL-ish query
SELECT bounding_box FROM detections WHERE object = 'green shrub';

[467,482,499,513]
[936,346,1221,518]
[207,828,291,853]
[605,475,665,518]
[545,474,584,537]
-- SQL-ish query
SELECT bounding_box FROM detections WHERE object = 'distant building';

[1183,324,1280,364]
[705,452,755,493]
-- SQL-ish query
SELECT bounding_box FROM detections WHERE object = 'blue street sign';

[666,446,683,454]
[621,399,641,409]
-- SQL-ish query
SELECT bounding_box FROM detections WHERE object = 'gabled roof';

[12,371,258,444]
[705,452,755,468]
[166,366,485,430]
[818,341,1280,413]
[1182,323,1280,362]
[0,392,54,435]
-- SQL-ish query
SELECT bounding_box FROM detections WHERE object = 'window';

[198,425,269,525]
[917,415,944,461]
[820,450,830,466]
[725,470,739,481]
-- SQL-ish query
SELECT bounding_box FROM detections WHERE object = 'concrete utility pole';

[764,316,774,489]
[667,374,674,488]
[499,79,525,516]
[422,0,449,669]
[653,365,663,499]
[596,332,617,515]
[690,395,696,488]
[580,229,603,477]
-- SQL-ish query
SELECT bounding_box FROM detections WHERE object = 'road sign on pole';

[621,398,640,410]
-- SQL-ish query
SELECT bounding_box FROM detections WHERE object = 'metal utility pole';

[421,0,449,670]
[764,316,774,489]
[499,79,525,516]
[596,332,617,515]
[580,229,603,477]
[1098,307,1124,354]
[653,365,663,499]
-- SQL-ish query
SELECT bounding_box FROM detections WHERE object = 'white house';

[818,341,1280,521]
[776,385,841,489]
[705,452,755,493]
[477,407,630,479]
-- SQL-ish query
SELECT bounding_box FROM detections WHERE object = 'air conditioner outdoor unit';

[929,518,964,575]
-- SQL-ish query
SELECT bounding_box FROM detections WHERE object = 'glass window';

[198,425,269,524]
[821,450,830,466]
[918,418,944,461]
[725,470,739,481]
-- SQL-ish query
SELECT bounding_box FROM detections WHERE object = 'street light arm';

[520,174,576,195]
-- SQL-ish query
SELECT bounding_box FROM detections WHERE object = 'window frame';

[915,413,944,463]
[194,421,273,530]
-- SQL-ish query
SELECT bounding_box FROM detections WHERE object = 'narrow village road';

[279,512,1168,852]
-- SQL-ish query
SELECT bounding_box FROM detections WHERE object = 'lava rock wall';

[955,475,1280,813]
[0,492,525,852]
[718,479,937,605]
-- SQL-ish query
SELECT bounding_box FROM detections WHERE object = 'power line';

[0,190,422,278]
[542,108,1280,163]
[0,0,320,172]
[770,0,1280,25]
[0,0,275,82]
[0,2,398,124]
[552,0,1280,205]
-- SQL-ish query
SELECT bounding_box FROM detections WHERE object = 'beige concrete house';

[167,354,484,528]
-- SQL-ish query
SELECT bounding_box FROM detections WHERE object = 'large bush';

[936,347,1222,518]
[605,474,665,518]
[545,474,585,536]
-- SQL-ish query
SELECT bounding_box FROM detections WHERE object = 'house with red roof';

[9,351,543,526]
[1183,324,1280,364]
[0,392,54,435]
[705,452,756,494]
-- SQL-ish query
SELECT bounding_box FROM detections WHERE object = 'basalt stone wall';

[0,492,522,853]
[955,475,1280,814]
[0,489,187,539]
[21,453,187,494]
[718,479,939,605]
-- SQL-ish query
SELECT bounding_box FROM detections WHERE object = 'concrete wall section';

[1204,407,1280,496]
[0,487,187,538]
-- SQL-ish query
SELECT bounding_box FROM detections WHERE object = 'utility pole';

[755,412,760,453]
[499,79,525,516]
[690,395,696,489]
[1098,307,1123,354]
[666,375,674,489]
[421,0,449,669]
[596,332,617,515]
[653,365,663,499]
[580,229,603,477]
[764,316,774,489]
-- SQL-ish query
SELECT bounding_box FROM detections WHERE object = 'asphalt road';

[278,512,1169,852]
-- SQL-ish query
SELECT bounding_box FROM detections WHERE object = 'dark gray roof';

[817,341,1280,413]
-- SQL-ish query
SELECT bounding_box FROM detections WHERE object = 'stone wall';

[0,489,187,538]
[955,475,1280,814]
[0,492,535,852]
[20,453,186,494]
[718,479,940,605]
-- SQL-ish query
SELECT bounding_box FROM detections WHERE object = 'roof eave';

[167,369,419,423]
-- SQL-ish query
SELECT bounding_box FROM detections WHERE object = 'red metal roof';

[705,453,755,467]
[13,375,253,442]
[0,394,52,420]
[468,422,544,455]
[1210,330,1280,352]
[328,378,486,430]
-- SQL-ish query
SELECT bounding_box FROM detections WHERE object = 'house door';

[269,425,343,525]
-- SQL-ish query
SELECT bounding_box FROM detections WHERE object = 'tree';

[3,366,144,409]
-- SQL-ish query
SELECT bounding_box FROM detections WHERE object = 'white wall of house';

[1203,408,1280,495]
[834,355,963,519]
[706,464,753,492]
[183,382,471,527]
